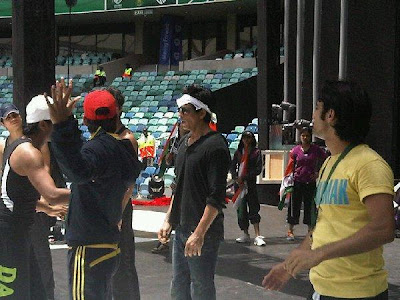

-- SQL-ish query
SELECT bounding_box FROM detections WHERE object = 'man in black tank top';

[0,103,68,300]
[106,87,141,300]
[0,96,71,299]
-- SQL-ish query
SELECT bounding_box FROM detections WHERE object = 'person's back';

[49,88,139,299]
[60,130,137,245]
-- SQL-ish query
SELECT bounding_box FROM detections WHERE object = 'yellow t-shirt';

[310,144,394,298]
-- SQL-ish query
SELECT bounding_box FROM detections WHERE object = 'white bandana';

[176,94,212,115]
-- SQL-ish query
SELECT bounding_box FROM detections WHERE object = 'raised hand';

[45,79,80,124]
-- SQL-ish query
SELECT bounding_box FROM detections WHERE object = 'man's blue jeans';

[171,226,221,300]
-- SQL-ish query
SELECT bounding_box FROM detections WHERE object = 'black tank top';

[0,137,40,228]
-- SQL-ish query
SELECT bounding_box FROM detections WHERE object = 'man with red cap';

[47,84,140,300]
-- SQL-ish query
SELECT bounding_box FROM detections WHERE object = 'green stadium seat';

[164,112,174,119]
[153,112,164,118]
[129,118,140,125]
[234,126,245,134]
[144,112,153,119]
[148,125,158,133]
[140,101,151,107]
[134,112,144,118]
[211,84,222,90]
[146,96,155,101]
[157,125,168,133]
[221,78,229,84]
[129,107,140,113]
[166,118,178,126]
[158,106,168,113]
[138,118,148,126]
[148,118,158,126]
[149,100,159,107]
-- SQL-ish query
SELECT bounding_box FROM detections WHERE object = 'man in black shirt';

[158,85,230,300]
[48,84,139,300]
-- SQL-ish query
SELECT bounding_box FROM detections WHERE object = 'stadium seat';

[233,126,245,134]
[245,124,258,133]
[226,133,238,143]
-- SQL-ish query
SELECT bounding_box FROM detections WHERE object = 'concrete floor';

[52,205,400,300]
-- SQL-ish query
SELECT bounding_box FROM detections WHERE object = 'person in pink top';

[286,127,327,240]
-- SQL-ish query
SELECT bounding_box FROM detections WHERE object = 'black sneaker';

[151,242,169,254]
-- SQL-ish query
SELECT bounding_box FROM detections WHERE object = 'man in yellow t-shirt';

[262,81,395,300]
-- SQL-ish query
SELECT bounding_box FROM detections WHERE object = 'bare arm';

[158,195,174,244]
[285,193,394,277]
[0,139,5,173]
[121,185,134,214]
[40,142,51,173]
[11,143,70,205]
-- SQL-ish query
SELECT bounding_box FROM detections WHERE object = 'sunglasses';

[178,106,197,115]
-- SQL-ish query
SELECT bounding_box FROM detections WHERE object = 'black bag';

[148,175,165,199]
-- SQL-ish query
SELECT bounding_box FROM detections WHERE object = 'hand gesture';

[284,248,323,278]
[262,262,292,291]
[46,205,68,219]
[184,232,204,257]
[45,79,80,124]
[158,220,172,244]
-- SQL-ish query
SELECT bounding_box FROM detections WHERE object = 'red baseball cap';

[83,90,117,120]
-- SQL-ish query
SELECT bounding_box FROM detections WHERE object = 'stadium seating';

[0,67,260,163]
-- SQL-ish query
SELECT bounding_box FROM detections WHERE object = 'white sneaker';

[236,233,251,243]
[254,236,266,246]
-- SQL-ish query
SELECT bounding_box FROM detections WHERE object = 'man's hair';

[182,84,215,123]
[85,116,117,134]
[23,120,52,136]
[319,81,372,144]
[105,86,124,109]
[300,127,312,136]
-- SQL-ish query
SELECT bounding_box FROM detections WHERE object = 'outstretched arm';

[284,193,394,277]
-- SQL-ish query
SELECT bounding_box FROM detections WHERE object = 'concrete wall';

[0,65,97,77]
[100,53,148,82]
[179,58,256,71]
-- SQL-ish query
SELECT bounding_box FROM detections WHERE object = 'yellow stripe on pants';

[81,246,86,300]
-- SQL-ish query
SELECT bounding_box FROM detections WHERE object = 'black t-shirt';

[169,131,230,239]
